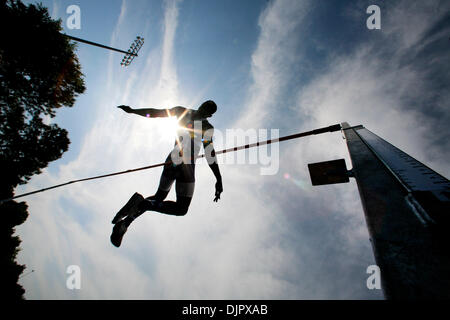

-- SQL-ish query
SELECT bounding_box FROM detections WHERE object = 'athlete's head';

[198,100,217,118]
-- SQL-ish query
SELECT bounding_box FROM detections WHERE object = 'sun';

[161,115,181,139]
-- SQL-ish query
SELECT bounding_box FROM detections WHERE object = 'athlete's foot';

[110,219,129,247]
[112,192,144,224]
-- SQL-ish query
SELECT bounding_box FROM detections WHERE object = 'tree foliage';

[0,0,86,299]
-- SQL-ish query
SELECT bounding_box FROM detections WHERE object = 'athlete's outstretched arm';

[118,105,185,118]
[210,160,223,202]
[204,140,223,202]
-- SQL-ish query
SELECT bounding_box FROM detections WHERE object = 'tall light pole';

[64,34,144,66]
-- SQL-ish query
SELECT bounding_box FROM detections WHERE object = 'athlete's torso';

[169,107,213,166]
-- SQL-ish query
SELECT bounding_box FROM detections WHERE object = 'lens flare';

[283,172,309,190]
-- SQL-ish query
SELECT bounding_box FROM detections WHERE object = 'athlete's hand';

[214,180,223,202]
[118,105,133,113]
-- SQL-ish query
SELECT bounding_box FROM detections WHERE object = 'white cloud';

[236,0,311,129]
[50,0,60,20]
[296,0,450,177]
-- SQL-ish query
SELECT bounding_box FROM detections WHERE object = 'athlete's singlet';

[169,107,213,166]
[162,107,214,183]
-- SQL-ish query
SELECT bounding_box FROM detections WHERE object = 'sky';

[15,0,449,299]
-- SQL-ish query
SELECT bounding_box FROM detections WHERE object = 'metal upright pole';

[341,122,450,299]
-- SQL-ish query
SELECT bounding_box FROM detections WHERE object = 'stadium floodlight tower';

[64,34,144,66]
[120,36,144,66]
[308,122,450,299]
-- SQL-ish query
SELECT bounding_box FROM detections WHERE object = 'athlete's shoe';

[112,192,144,224]
[110,220,128,247]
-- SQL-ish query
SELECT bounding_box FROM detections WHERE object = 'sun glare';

[162,116,181,139]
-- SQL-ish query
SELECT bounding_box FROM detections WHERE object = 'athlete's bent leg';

[131,179,194,217]
[138,180,194,216]
[154,173,174,200]
[148,196,192,216]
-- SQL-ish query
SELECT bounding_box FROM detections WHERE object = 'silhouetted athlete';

[110,100,223,247]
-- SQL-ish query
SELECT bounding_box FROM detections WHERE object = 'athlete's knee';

[177,197,191,216]
[177,203,190,216]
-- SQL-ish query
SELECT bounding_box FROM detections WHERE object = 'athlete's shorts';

[159,154,195,198]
